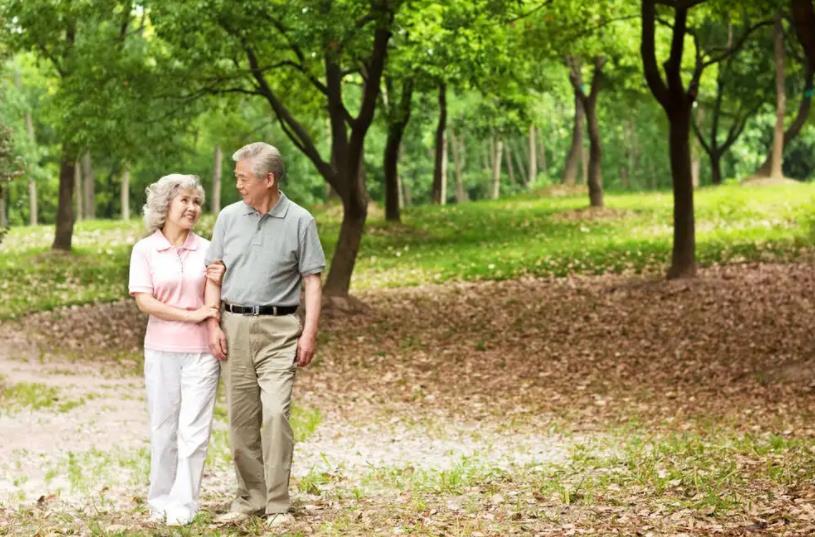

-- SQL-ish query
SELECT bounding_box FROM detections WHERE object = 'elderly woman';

[128,174,221,526]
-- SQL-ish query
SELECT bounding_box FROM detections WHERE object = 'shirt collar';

[151,229,199,252]
[243,192,290,219]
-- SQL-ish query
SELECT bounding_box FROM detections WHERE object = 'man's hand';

[295,331,317,367]
[209,324,228,360]
[206,260,226,286]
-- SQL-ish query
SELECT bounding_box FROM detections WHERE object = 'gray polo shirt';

[205,193,326,307]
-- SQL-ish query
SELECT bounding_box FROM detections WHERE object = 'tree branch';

[641,0,670,108]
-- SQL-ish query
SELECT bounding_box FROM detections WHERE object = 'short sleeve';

[298,218,326,276]
[128,243,154,296]
[205,213,226,265]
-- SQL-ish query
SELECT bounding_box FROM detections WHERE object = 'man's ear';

[266,172,277,188]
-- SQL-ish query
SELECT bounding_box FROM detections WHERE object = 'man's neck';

[252,189,281,215]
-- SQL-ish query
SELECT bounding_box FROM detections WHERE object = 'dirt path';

[2,263,815,535]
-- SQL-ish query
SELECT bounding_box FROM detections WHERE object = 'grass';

[1,184,814,318]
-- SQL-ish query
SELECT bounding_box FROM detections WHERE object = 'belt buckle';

[251,305,260,316]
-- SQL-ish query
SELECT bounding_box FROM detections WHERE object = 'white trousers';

[144,349,219,523]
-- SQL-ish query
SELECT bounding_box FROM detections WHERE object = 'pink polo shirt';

[128,230,211,353]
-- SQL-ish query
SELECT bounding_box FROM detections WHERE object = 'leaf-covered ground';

[2,262,815,535]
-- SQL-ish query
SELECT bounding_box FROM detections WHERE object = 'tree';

[640,0,770,278]
[692,23,771,184]
[0,123,23,245]
[152,0,401,299]
[0,0,181,249]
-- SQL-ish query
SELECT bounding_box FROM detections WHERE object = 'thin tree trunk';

[212,145,222,214]
[81,152,95,219]
[511,138,527,184]
[528,125,537,186]
[0,185,7,228]
[449,128,468,202]
[563,61,584,186]
[121,166,130,221]
[383,77,413,222]
[770,12,786,179]
[504,141,516,184]
[400,144,411,208]
[691,148,700,188]
[753,64,813,176]
[539,132,548,177]
[25,111,37,225]
[492,138,503,199]
[710,152,723,185]
[580,145,589,184]
[74,159,83,221]
[432,83,447,205]
[383,122,404,219]
[53,155,76,250]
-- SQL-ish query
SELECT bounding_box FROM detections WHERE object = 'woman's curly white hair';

[142,174,205,233]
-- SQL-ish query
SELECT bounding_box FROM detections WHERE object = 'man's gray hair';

[232,142,286,182]
[142,174,205,233]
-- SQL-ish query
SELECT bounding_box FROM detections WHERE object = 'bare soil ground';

[1,263,815,535]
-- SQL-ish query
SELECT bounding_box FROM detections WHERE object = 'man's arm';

[205,275,227,360]
[296,273,322,367]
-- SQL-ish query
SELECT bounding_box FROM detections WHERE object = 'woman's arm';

[133,292,219,323]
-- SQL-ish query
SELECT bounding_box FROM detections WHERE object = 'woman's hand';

[187,305,220,323]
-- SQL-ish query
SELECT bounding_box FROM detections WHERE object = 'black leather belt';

[223,303,298,316]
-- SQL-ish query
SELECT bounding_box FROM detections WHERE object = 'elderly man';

[204,142,324,528]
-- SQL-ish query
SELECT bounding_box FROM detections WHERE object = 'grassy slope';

[0,183,813,319]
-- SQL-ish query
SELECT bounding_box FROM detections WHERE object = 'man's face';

[235,159,273,208]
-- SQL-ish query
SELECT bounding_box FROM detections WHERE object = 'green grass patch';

[2,184,814,318]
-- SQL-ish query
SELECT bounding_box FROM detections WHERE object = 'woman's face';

[166,187,202,230]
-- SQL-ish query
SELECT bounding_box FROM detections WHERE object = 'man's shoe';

[265,513,295,528]
[214,511,253,525]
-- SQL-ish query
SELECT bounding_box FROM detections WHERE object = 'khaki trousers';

[220,311,301,515]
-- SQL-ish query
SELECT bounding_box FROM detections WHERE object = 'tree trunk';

[791,0,815,66]
[511,138,527,184]
[585,96,603,207]
[53,155,76,250]
[449,128,468,203]
[24,111,37,226]
[528,125,537,186]
[667,107,696,278]
[121,165,130,220]
[492,138,503,199]
[212,145,222,214]
[431,83,447,205]
[323,193,367,297]
[539,132,548,177]
[0,185,7,228]
[383,77,413,222]
[74,159,83,221]
[383,122,403,220]
[81,152,95,219]
[580,145,589,184]
[753,64,813,176]
[563,66,584,186]
[504,141,516,184]
[710,151,723,185]
[770,12,786,179]
[575,56,606,208]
